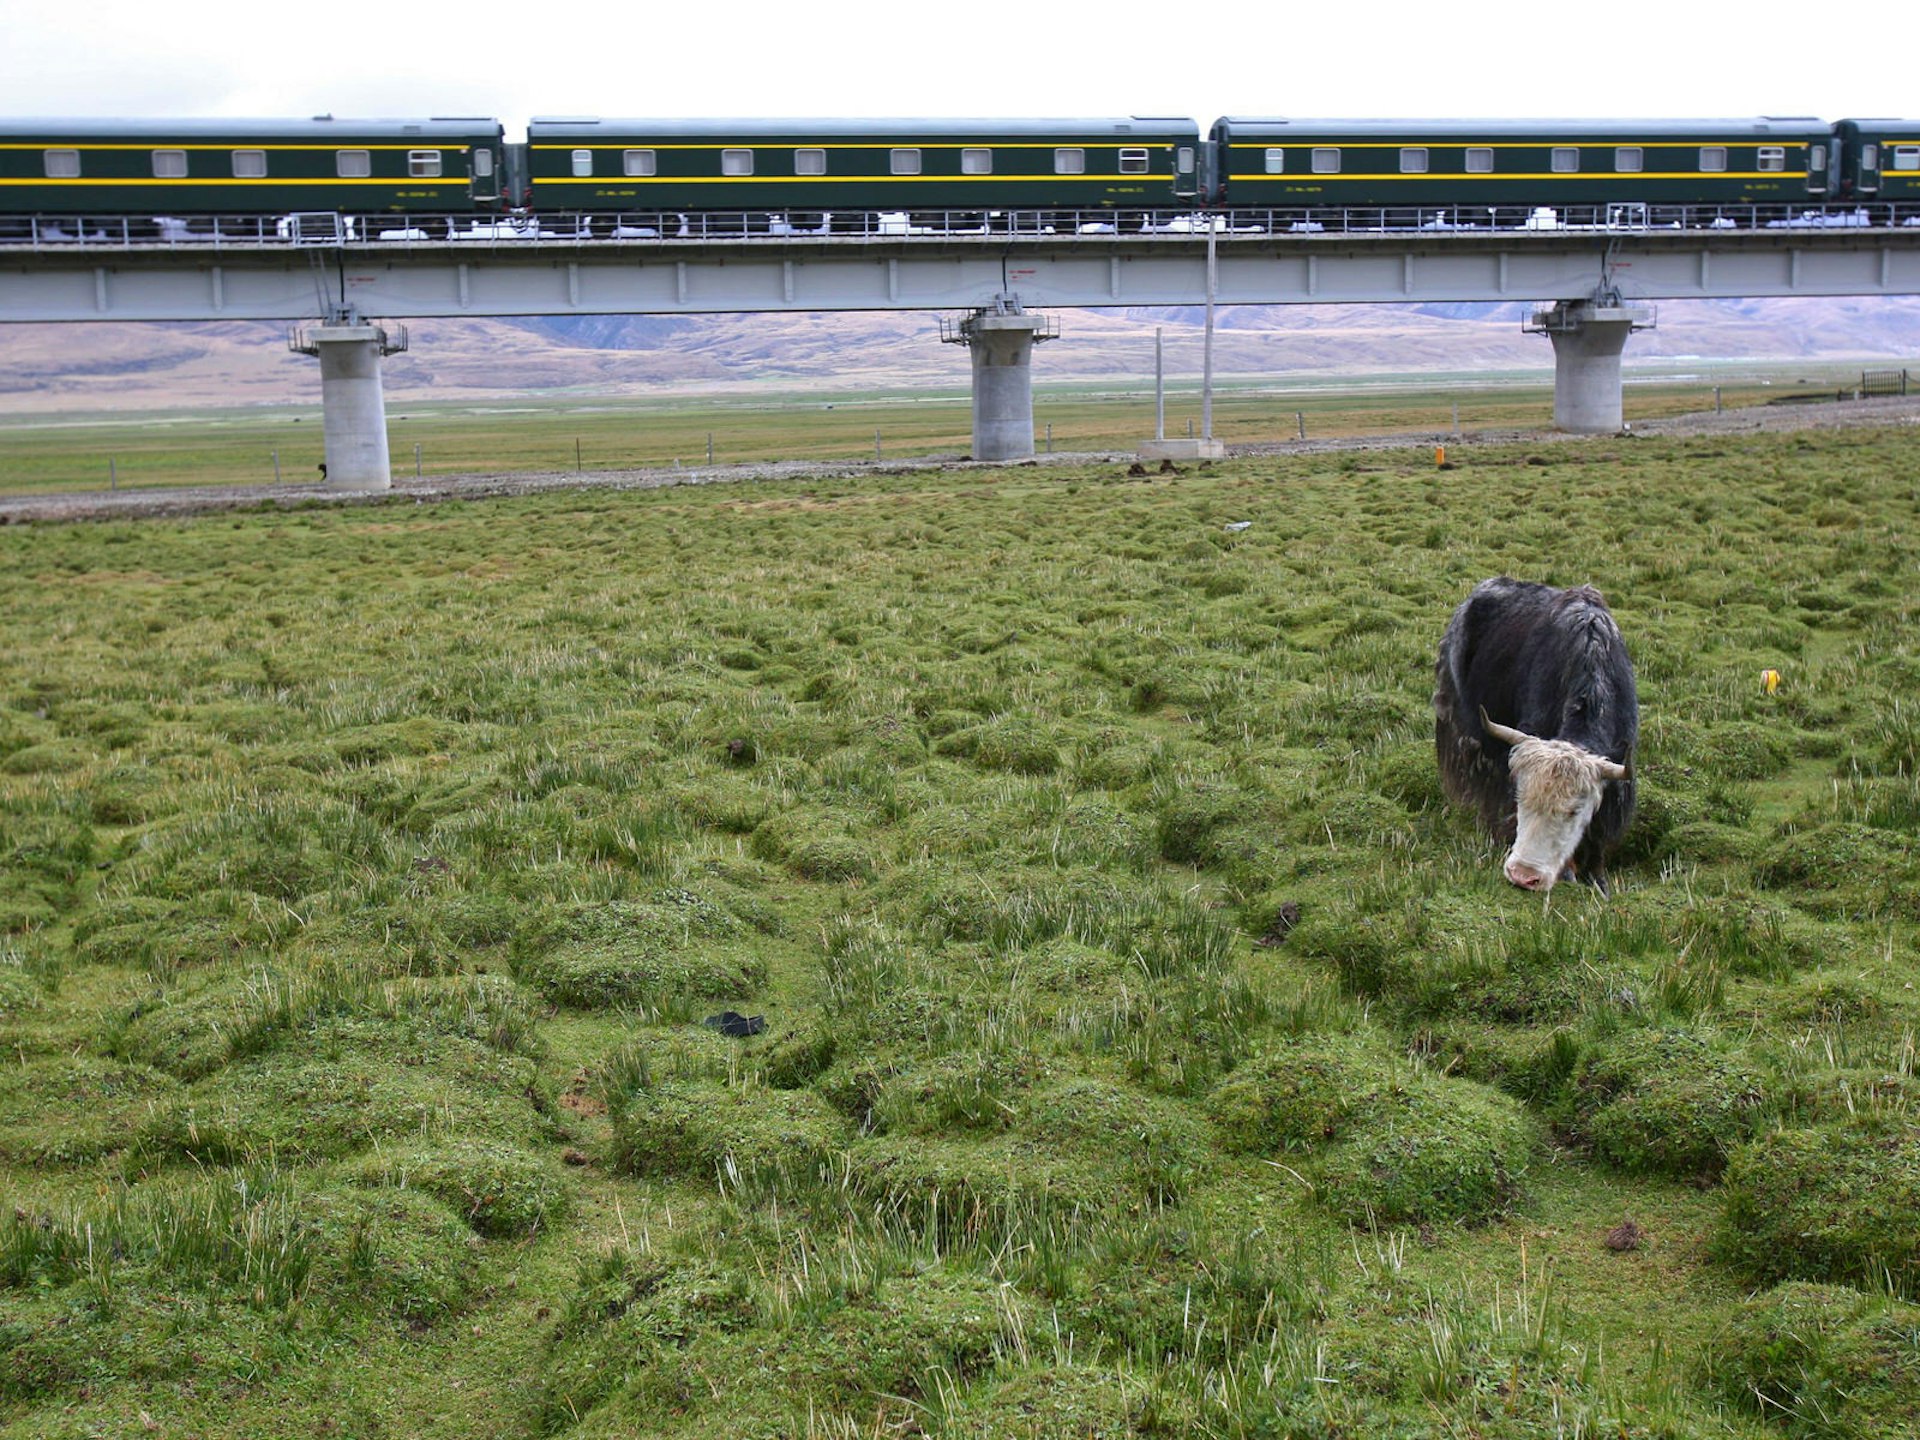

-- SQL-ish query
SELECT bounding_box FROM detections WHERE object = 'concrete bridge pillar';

[1526,296,1655,434]
[288,315,409,490]
[940,296,1059,461]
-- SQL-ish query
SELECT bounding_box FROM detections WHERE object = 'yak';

[1434,577,1638,892]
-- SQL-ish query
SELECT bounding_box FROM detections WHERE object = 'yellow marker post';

[1762,668,1781,695]
[1435,445,1446,468]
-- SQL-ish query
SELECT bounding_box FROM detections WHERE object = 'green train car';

[2,111,1909,238]
[525,117,1201,227]
[1834,119,1920,202]
[0,117,507,224]
[1210,117,1832,221]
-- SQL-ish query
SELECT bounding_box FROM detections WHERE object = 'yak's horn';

[1479,707,1533,747]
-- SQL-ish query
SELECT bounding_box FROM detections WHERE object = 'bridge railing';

[3,203,1918,251]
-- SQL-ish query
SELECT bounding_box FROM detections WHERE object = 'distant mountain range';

[2,298,1915,413]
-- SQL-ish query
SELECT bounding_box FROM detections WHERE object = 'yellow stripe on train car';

[1226,170,1798,183]
[0,177,470,187]
[533,174,1169,185]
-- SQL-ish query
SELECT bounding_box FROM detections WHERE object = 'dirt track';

[4,393,1918,526]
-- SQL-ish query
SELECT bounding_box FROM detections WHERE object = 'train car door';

[1857,140,1880,195]
[470,143,501,204]
[1173,143,1198,198]
[1806,138,1828,196]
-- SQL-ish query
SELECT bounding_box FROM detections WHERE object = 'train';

[2,112,1915,237]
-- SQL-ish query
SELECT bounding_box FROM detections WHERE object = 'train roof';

[1212,117,1830,140]
[527,116,1200,139]
[1832,118,1920,133]
[0,117,503,141]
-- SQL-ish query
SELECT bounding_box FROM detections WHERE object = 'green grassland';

[2,425,1918,1437]
[0,364,1855,496]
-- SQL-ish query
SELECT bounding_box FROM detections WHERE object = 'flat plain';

[0,368,1861,497]
[2,419,1917,1437]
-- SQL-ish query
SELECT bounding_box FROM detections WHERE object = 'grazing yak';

[1435,577,1638,892]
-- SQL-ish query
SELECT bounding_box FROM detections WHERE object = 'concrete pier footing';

[1525,297,1655,434]
[288,317,409,490]
[1138,437,1227,461]
[940,296,1059,461]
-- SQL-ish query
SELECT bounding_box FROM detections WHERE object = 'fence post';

[415,442,422,478]
[575,438,583,472]
[109,458,117,491]
[707,432,714,464]
[1296,412,1306,441]
[273,450,280,484]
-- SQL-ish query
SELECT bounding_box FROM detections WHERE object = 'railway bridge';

[5,209,1920,484]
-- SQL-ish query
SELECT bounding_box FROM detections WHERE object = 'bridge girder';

[3,230,1917,323]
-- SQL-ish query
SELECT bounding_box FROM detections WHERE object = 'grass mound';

[1311,1071,1537,1227]
[1704,1282,1920,1439]
[1564,1026,1769,1179]
[356,1139,570,1238]
[1205,1033,1375,1153]
[749,807,880,881]
[1718,1125,1920,1298]
[132,1010,556,1166]
[1207,1030,1535,1225]
[611,1079,849,1190]
[511,892,769,1009]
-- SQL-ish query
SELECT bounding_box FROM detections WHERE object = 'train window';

[1263,148,1285,173]
[1311,147,1340,173]
[1756,147,1785,172]
[1119,148,1149,173]
[337,150,372,178]
[44,149,80,178]
[1861,144,1878,169]
[1895,147,1920,170]
[1055,148,1086,174]
[151,149,188,178]
[722,149,753,176]
[1399,147,1428,173]
[1810,143,1828,171]
[233,149,267,178]
[1551,147,1579,172]
[473,149,494,177]
[1699,146,1727,172]
[1614,146,1642,172]
[1465,147,1493,173]
[890,148,921,175]
[570,149,593,177]
[622,150,655,176]
[961,148,992,175]
[795,148,826,175]
[408,150,443,178]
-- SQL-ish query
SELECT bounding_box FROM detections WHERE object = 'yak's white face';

[1501,736,1626,891]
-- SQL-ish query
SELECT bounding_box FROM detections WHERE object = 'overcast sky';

[4,0,1912,128]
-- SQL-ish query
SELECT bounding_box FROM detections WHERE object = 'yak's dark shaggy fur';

[1435,577,1639,885]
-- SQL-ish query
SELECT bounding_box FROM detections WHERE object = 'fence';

[7,202,1920,251]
